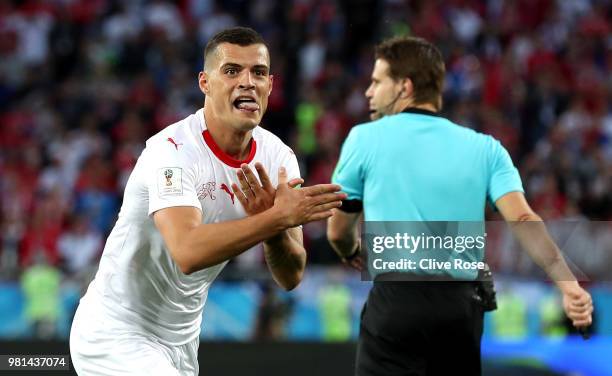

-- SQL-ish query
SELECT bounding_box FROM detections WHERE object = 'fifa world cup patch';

[157,167,183,196]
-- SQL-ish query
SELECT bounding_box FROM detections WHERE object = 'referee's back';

[332,108,523,222]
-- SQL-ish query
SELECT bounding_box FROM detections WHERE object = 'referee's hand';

[341,243,364,271]
[560,282,593,329]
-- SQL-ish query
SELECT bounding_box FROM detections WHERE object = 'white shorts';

[69,299,199,376]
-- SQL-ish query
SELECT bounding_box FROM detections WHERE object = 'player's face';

[201,43,273,132]
[365,59,403,120]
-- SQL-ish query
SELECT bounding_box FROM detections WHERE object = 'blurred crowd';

[1,0,611,284]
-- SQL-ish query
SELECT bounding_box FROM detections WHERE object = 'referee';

[327,36,593,376]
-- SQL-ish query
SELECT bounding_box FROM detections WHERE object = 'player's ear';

[198,71,209,95]
[268,74,274,96]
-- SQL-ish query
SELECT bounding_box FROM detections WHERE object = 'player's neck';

[203,111,253,160]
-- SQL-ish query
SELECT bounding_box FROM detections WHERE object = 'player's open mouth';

[233,96,259,113]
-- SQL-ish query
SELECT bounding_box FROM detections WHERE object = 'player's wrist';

[264,229,289,246]
[263,206,292,233]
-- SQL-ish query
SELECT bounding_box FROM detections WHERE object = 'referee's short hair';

[375,36,445,110]
[203,27,267,69]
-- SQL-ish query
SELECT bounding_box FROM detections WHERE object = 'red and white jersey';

[78,108,300,346]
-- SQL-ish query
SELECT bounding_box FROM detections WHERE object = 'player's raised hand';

[273,167,346,227]
[232,163,303,216]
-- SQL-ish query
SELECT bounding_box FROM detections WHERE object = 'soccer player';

[70,27,345,375]
[327,36,593,376]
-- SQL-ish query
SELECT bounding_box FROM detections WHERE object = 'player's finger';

[237,169,255,198]
[288,178,304,188]
[254,162,274,192]
[305,210,334,223]
[311,192,347,206]
[241,164,264,194]
[311,201,343,213]
[231,183,248,207]
[301,184,342,196]
[278,166,287,186]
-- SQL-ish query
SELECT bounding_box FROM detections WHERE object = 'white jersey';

[77,108,300,346]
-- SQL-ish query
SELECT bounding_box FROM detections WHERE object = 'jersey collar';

[400,107,441,117]
[202,130,257,168]
[197,108,258,168]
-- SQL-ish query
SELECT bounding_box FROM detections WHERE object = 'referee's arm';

[496,191,593,328]
[496,191,576,281]
[327,203,363,269]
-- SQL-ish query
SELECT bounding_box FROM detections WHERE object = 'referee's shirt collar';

[400,107,441,117]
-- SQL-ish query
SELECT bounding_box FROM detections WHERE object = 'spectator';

[57,215,102,280]
[21,252,61,339]
[0,0,608,284]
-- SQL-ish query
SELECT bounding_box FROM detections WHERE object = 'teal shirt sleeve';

[332,127,364,200]
[487,137,524,203]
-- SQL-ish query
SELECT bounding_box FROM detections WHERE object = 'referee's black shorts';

[356,279,484,376]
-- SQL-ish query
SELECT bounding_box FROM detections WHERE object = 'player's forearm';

[509,214,577,288]
[179,208,286,274]
[263,231,306,291]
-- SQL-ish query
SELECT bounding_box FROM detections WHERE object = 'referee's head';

[366,36,445,119]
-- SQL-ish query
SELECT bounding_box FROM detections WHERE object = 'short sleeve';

[146,145,202,216]
[282,148,301,182]
[332,127,364,200]
[487,138,524,203]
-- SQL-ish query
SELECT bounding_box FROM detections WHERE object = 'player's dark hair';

[204,27,267,69]
[375,36,445,110]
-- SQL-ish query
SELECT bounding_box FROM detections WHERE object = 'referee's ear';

[400,78,414,99]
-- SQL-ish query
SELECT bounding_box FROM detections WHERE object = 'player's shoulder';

[253,126,294,155]
[145,112,202,160]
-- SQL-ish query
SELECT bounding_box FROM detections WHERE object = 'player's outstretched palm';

[273,167,346,227]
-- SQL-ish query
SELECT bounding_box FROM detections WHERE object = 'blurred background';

[0,0,611,375]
